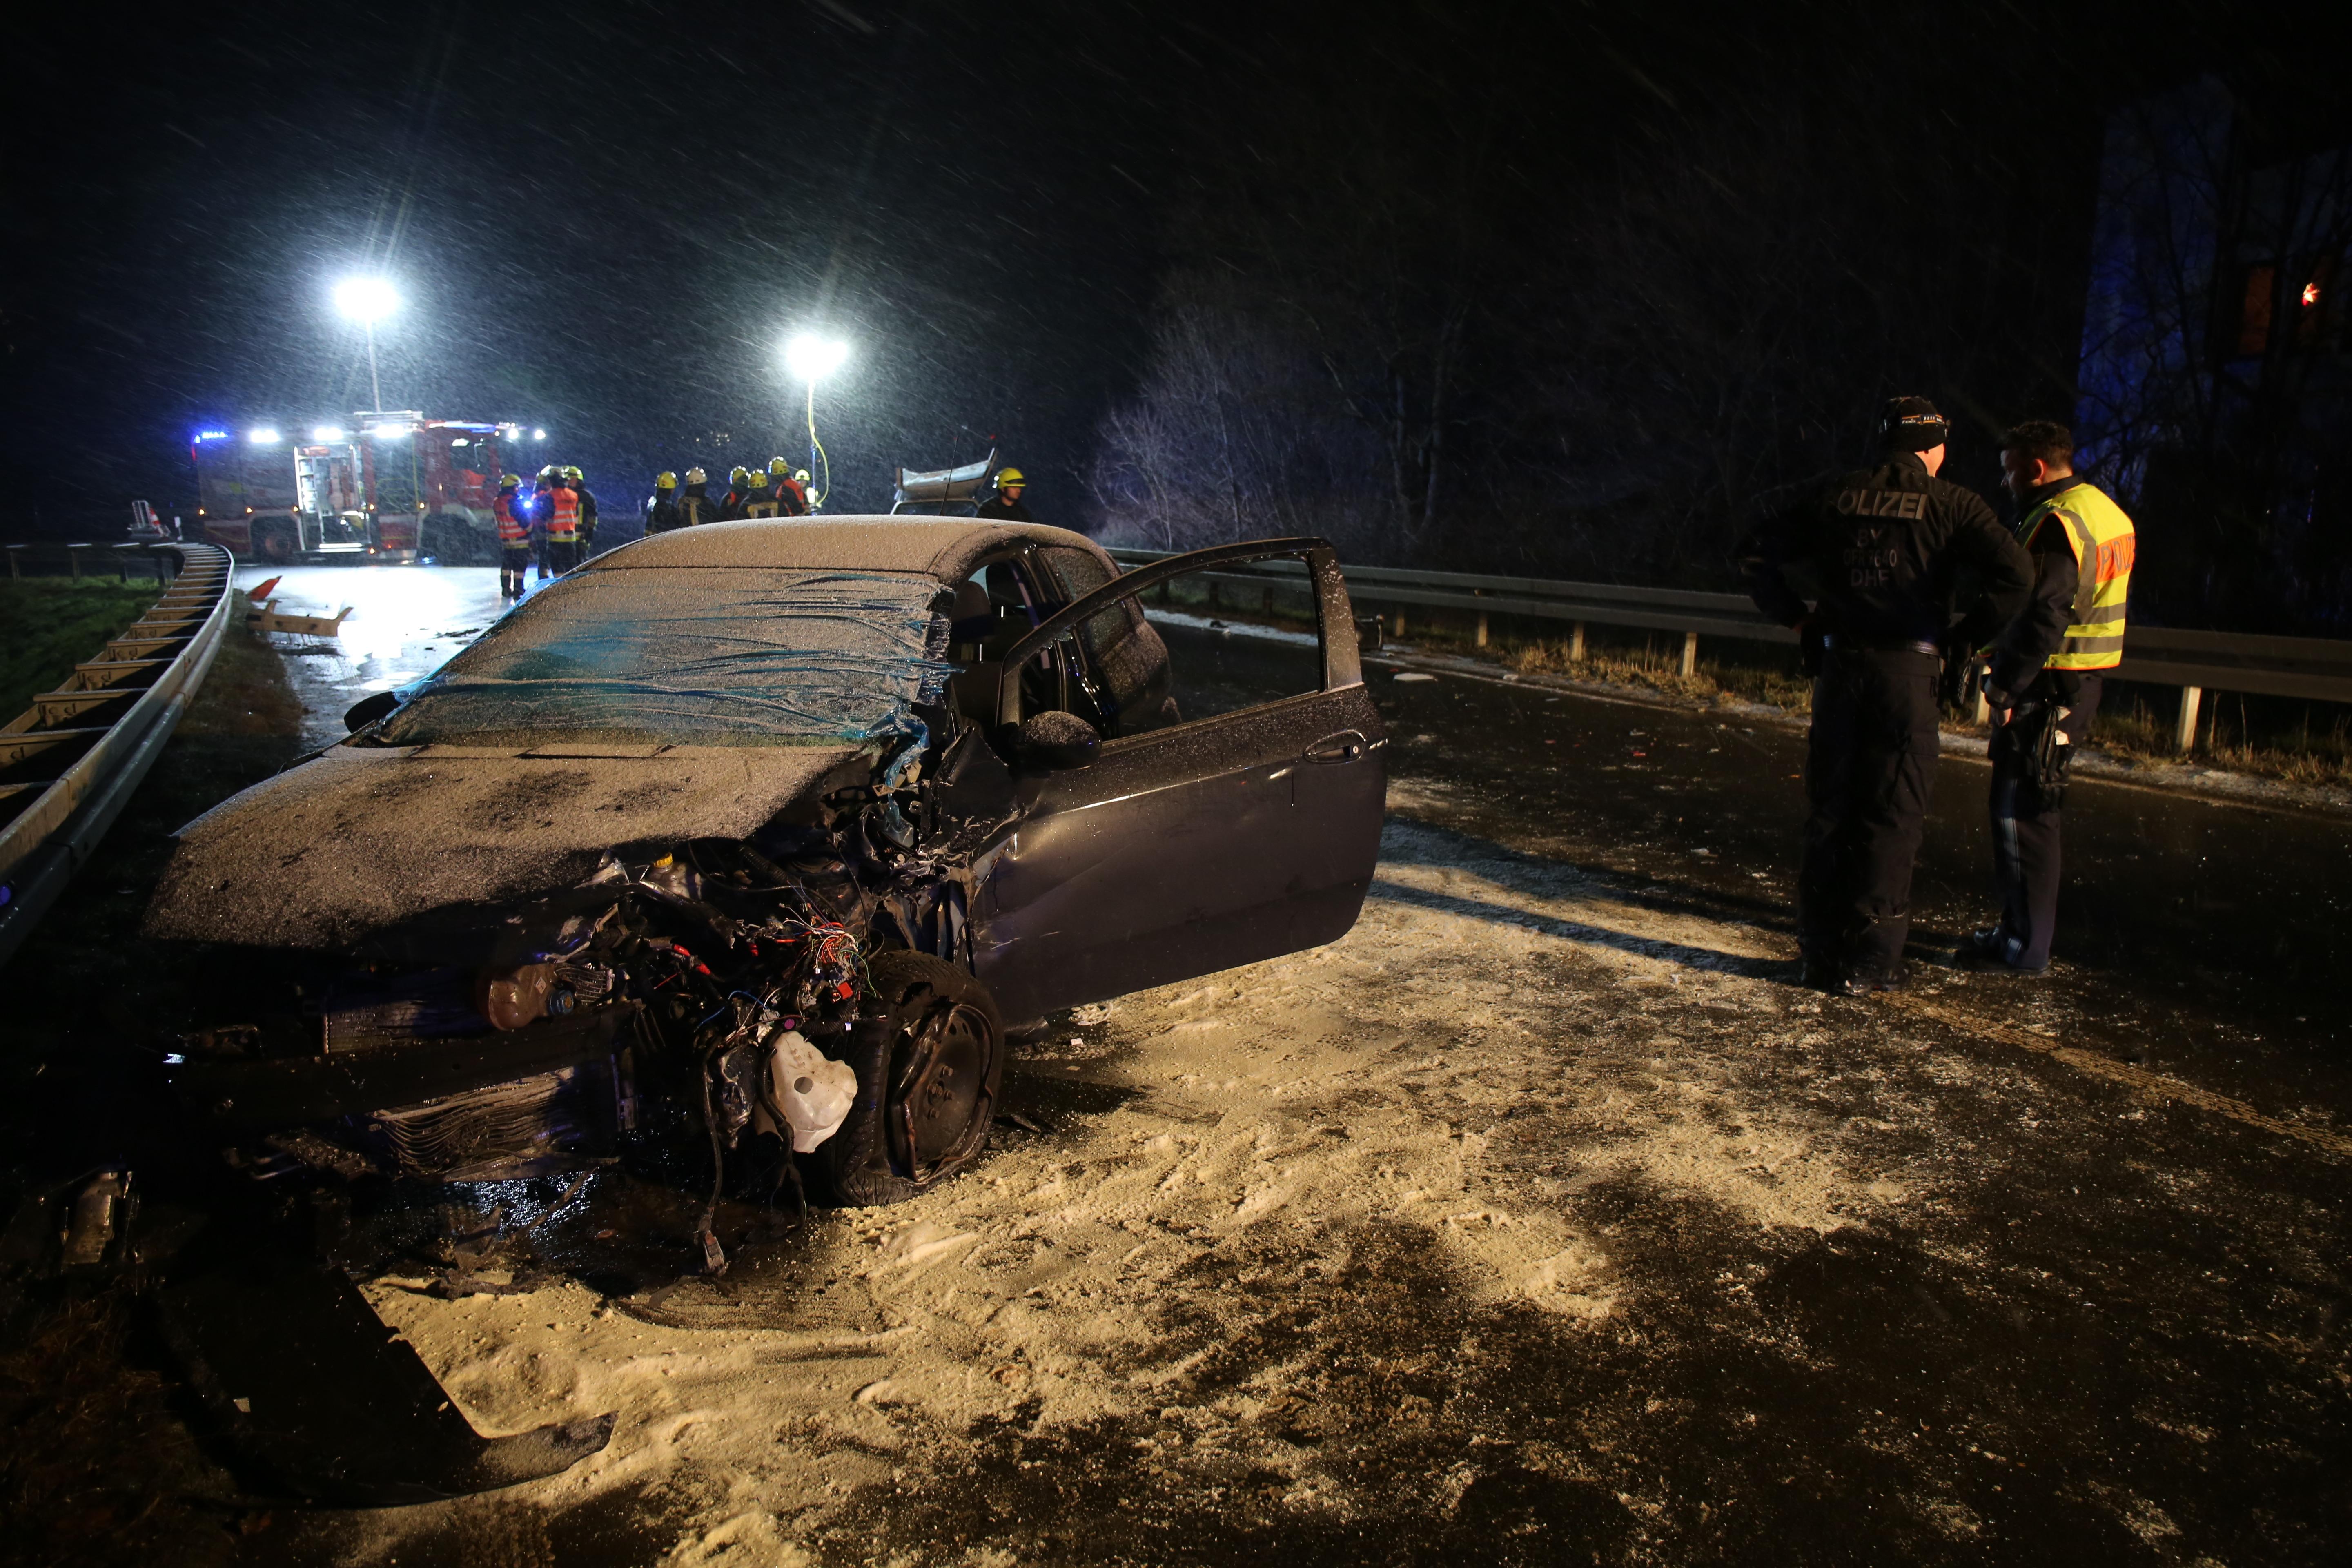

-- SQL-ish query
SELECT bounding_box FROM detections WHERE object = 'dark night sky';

[0,0,2310,536]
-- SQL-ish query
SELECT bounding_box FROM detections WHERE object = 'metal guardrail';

[4,540,185,583]
[1106,546,2352,749]
[0,543,235,964]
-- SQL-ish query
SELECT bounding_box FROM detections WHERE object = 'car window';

[375,567,954,748]
[1132,559,1323,723]
[1031,547,1178,738]
[1008,555,1323,737]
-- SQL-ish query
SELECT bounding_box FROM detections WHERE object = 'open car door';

[966,538,1385,1022]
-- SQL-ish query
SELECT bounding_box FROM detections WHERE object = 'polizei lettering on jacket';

[1834,487,1929,520]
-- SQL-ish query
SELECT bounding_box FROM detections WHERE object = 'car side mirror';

[1016,709,1100,771]
[344,690,400,733]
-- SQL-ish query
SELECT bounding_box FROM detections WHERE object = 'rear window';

[376,568,954,748]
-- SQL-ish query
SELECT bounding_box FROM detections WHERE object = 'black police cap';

[1879,396,1950,452]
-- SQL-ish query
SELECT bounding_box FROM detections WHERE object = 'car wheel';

[255,524,297,564]
[817,951,1004,1206]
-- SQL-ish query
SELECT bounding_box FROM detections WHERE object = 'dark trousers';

[1987,673,2103,971]
[500,546,531,597]
[1800,647,1941,978]
[543,538,578,575]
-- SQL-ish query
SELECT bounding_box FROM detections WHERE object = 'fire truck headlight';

[312,424,346,441]
[247,428,281,445]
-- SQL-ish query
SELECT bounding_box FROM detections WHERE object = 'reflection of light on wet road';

[235,564,513,748]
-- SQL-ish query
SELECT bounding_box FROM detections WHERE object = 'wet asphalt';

[237,562,521,749]
[135,568,2352,1563]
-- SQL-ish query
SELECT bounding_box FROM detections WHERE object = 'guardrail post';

[67,543,89,580]
[1973,685,1990,726]
[1476,612,1489,648]
[5,545,21,579]
[2174,686,2203,753]
[1569,621,1585,662]
[1679,631,1699,678]
[1393,608,1406,638]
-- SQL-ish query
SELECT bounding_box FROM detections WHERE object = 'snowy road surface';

[216,571,2347,1565]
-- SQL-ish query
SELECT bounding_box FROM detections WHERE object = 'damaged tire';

[820,951,1004,1206]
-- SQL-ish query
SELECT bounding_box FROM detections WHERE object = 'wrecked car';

[147,519,1385,1265]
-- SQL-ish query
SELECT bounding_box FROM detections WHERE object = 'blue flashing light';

[196,429,230,441]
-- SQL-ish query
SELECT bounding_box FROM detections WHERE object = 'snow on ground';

[339,797,1953,1561]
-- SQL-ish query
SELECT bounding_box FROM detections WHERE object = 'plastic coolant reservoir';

[767,1029,859,1153]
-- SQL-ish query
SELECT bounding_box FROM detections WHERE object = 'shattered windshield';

[375,568,955,748]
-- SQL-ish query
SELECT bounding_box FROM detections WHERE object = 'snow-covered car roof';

[586,516,1114,584]
[145,519,1129,949]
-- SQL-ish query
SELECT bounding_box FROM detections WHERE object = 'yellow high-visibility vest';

[2018,479,2134,671]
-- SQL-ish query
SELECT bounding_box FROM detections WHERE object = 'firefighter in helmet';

[739,463,780,518]
[646,471,681,535]
[977,465,1031,521]
[541,465,582,575]
[494,474,530,599]
[720,466,755,521]
[530,466,559,580]
[566,465,599,557]
[676,466,719,528]
[769,457,810,516]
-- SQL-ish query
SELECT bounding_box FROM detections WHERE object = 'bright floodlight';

[333,276,399,323]
[312,424,346,441]
[247,427,282,445]
[784,334,850,381]
[533,428,547,441]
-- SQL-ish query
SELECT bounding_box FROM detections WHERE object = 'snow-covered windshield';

[375,568,955,748]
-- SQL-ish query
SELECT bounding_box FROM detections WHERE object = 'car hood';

[144,742,867,950]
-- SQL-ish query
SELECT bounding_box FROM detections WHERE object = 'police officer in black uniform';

[1740,397,2034,994]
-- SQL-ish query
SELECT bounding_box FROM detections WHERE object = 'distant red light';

[2304,282,2322,307]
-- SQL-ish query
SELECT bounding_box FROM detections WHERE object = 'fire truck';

[190,414,538,564]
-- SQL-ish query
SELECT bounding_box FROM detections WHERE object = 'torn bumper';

[171,1005,638,1135]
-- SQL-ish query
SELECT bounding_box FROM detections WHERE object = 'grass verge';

[0,580,163,723]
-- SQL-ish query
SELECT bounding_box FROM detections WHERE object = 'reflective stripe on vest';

[494,494,528,543]
[743,498,780,518]
[2019,479,2134,670]
[545,486,580,541]
[678,494,710,526]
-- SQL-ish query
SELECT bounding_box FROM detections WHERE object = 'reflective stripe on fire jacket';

[2017,479,2134,670]
[544,484,580,542]
[494,493,528,544]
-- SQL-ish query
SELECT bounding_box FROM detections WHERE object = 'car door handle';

[1304,730,1366,764]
